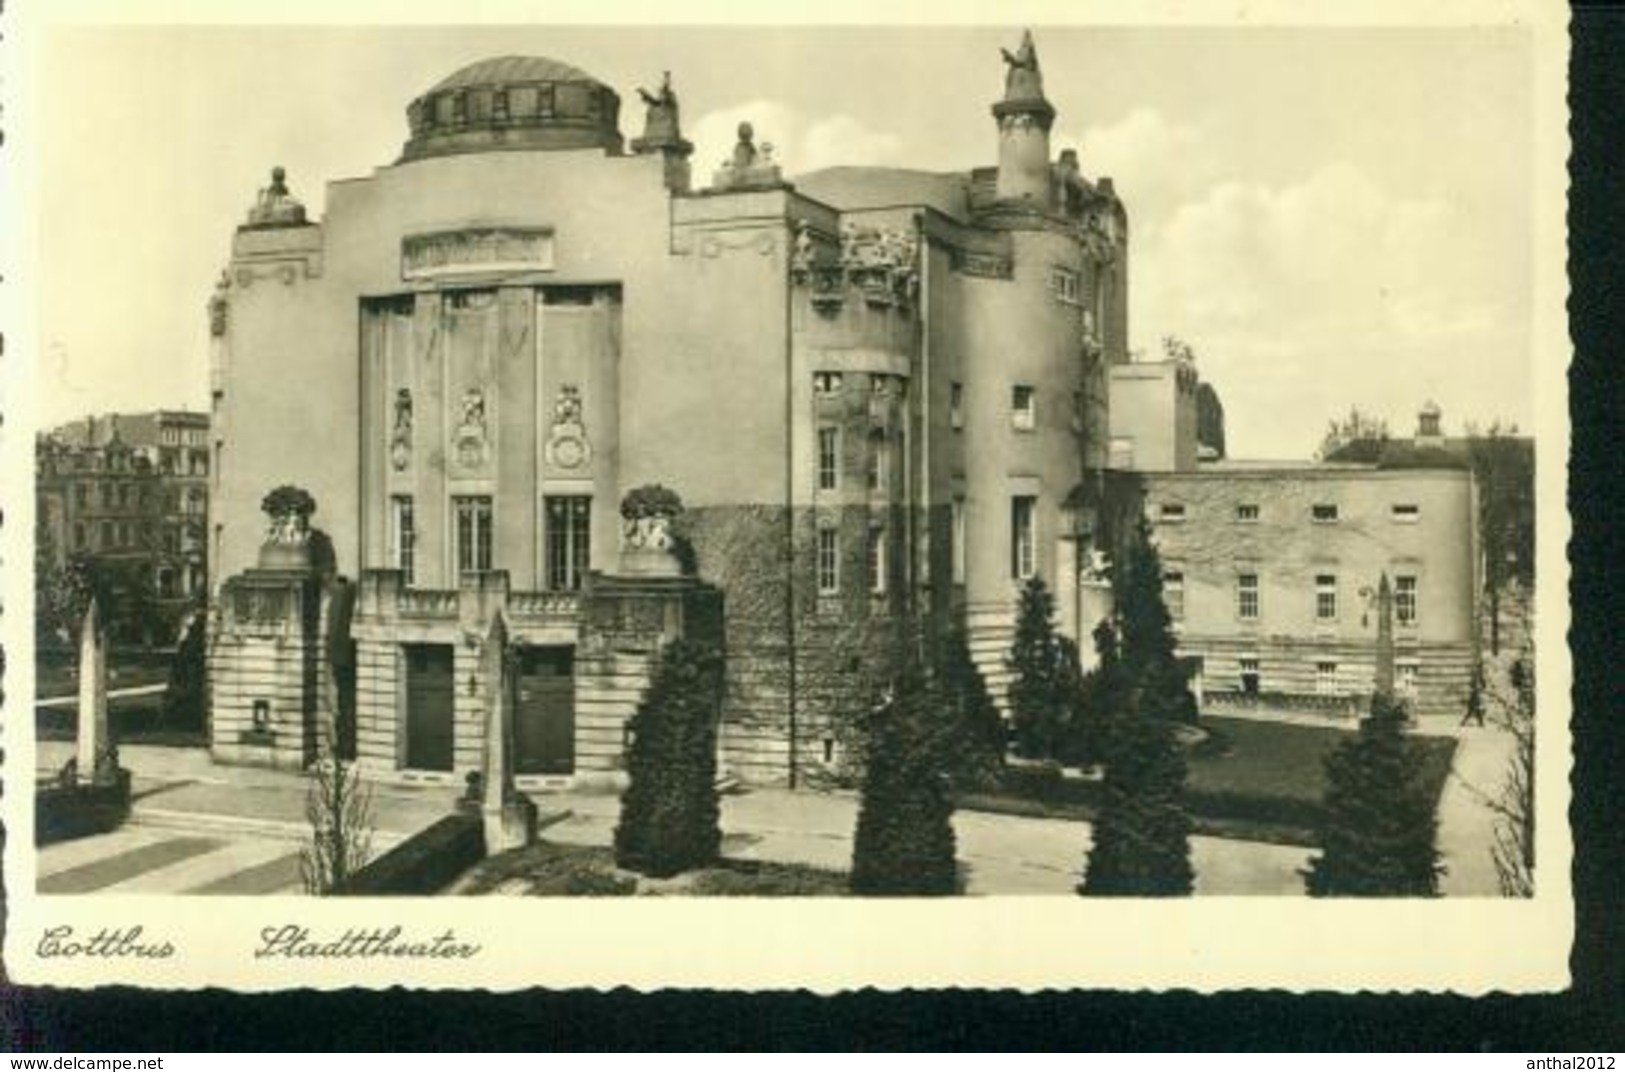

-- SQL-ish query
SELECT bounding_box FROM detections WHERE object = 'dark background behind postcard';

[3,4,1622,1051]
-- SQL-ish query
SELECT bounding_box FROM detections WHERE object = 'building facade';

[206,37,1130,786]
[1132,449,1481,720]
[37,411,211,643]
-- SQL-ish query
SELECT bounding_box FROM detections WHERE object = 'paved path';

[1435,723,1519,896]
[540,784,1310,895]
[36,683,168,710]
[35,733,1506,897]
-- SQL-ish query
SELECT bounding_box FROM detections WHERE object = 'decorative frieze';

[950,248,1014,280]
[791,219,919,311]
[401,226,555,280]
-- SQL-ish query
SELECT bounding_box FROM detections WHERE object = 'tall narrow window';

[1395,574,1419,625]
[951,496,967,585]
[454,496,493,574]
[949,382,964,430]
[1163,570,1185,620]
[73,523,87,550]
[868,438,888,493]
[817,527,839,595]
[390,496,416,584]
[1011,496,1037,580]
[1315,660,1339,696]
[544,496,592,591]
[1315,573,1338,621]
[1011,385,1036,431]
[817,426,839,491]
[1237,572,1260,621]
[870,526,887,595]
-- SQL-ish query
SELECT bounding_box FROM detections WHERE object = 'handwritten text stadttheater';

[255,925,481,959]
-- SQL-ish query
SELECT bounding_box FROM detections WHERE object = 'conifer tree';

[614,639,724,877]
[1304,575,1444,897]
[850,648,959,895]
[937,625,1006,788]
[1006,575,1068,759]
[1080,521,1194,896]
[1067,618,1126,767]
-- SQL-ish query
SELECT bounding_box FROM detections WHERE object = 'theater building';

[205,36,1131,785]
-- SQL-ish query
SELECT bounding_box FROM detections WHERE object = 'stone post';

[480,609,536,854]
[1375,572,1396,698]
[75,598,115,784]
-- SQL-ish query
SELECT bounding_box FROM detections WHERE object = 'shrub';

[1079,522,1195,897]
[850,649,959,896]
[1304,691,1444,897]
[161,606,208,731]
[613,639,724,877]
[619,484,685,520]
[935,626,1006,789]
[1006,575,1070,760]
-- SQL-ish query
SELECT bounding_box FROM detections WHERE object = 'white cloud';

[1058,107,1213,239]
[1131,161,1527,457]
[689,99,904,179]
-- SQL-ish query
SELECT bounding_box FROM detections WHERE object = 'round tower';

[992,30,1056,205]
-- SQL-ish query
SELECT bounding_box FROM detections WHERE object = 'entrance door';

[404,644,455,772]
[513,646,575,775]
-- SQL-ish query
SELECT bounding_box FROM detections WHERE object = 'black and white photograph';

[3,0,1572,992]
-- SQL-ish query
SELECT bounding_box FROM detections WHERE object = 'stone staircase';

[965,604,1018,714]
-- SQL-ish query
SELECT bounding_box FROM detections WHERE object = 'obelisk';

[75,597,112,783]
[480,610,537,854]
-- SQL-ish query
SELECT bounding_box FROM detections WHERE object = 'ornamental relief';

[454,386,490,469]
[390,388,413,471]
[544,384,592,470]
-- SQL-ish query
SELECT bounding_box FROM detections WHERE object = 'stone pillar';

[75,598,116,784]
[573,573,724,786]
[208,541,332,771]
[479,609,536,854]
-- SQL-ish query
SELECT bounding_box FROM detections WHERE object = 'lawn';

[451,839,850,896]
[1189,715,1458,838]
[959,715,1459,846]
[35,649,174,698]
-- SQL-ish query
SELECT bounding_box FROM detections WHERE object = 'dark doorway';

[404,644,455,772]
[513,645,575,775]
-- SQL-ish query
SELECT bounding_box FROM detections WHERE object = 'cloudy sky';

[34,22,1534,458]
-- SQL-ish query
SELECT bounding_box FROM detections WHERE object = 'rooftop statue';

[245,166,308,228]
[636,71,684,146]
[999,29,1046,103]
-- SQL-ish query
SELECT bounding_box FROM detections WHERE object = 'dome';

[400,54,623,163]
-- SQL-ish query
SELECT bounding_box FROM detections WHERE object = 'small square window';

[1315,661,1339,696]
[1011,385,1036,431]
[814,371,843,395]
[1397,660,1420,697]
[1235,503,1260,522]
[1311,503,1340,523]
